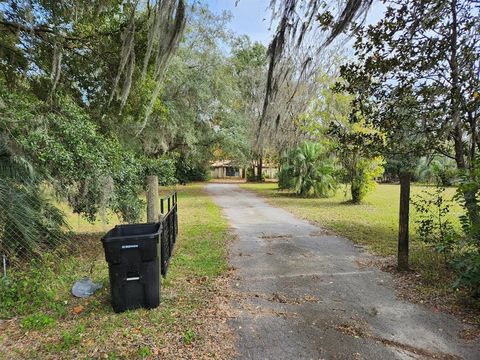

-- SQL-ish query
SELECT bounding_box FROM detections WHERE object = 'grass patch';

[0,184,234,359]
[241,182,480,320]
[20,313,56,330]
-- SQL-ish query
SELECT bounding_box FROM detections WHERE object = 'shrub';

[413,184,480,297]
[278,165,294,190]
[0,137,70,261]
[175,157,209,183]
[0,258,65,318]
[143,157,178,185]
[452,244,480,297]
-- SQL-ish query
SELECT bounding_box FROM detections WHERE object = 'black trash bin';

[101,223,161,313]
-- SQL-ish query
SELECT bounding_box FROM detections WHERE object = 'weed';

[60,324,85,350]
[138,346,152,357]
[0,262,66,318]
[20,313,56,330]
[183,328,196,345]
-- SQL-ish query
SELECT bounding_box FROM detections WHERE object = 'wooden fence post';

[397,171,411,271]
[146,175,159,223]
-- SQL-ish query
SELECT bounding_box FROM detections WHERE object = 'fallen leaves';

[266,292,319,305]
[335,323,365,338]
[259,233,293,240]
[72,305,84,315]
[459,327,480,341]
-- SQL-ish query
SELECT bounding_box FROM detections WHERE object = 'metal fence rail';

[159,192,178,277]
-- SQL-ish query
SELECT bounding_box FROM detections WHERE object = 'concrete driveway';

[206,183,479,360]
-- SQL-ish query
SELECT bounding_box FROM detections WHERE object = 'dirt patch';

[230,290,320,320]
[237,252,252,257]
[209,179,247,184]
[267,292,320,305]
[158,274,238,359]
[237,303,298,319]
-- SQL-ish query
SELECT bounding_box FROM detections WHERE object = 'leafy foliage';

[175,157,209,183]
[335,0,480,283]
[279,142,338,198]
[451,244,480,297]
[348,157,384,204]
[0,2,272,262]
[454,158,480,242]
[329,121,384,203]
[413,187,457,258]
[413,184,480,297]
[0,131,69,260]
[415,157,458,186]
[0,256,67,318]
[338,0,479,218]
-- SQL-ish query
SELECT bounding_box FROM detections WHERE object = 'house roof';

[210,160,236,167]
[210,160,278,168]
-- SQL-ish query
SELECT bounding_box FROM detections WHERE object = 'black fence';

[159,192,178,277]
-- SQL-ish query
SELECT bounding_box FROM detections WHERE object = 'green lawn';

[0,184,234,359]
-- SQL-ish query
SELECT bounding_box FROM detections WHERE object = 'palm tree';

[281,142,337,197]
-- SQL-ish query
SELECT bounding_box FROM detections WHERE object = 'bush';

[0,258,65,318]
[0,138,70,259]
[175,158,209,183]
[452,244,480,297]
[143,157,178,186]
[278,165,294,190]
[413,185,480,297]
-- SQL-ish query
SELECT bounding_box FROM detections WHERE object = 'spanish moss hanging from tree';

[259,0,373,144]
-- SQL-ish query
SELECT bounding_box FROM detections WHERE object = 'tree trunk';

[448,0,480,233]
[397,172,411,271]
[146,175,159,223]
[453,118,480,224]
[257,156,263,182]
[351,180,361,204]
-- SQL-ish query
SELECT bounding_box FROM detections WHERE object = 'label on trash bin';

[121,244,139,249]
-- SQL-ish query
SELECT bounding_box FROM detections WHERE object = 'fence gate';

[159,192,178,276]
